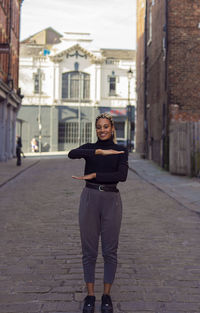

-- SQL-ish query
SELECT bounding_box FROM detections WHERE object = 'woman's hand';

[95,149,125,156]
[72,173,96,180]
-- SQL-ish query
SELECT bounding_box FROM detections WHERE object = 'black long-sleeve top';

[68,139,128,184]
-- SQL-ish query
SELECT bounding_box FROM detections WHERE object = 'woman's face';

[96,118,113,141]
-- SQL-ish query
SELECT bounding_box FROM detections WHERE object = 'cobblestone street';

[1,158,200,313]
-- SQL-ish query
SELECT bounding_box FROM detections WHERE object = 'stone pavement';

[0,155,200,313]
[128,153,200,214]
[0,152,65,188]
[0,157,39,188]
[1,152,199,213]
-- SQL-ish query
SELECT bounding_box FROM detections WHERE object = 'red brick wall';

[145,0,168,164]
[0,0,21,90]
[168,0,200,121]
[0,0,9,82]
[136,0,200,173]
[136,0,169,164]
[136,0,146,153]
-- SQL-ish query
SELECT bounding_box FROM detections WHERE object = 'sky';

[20,0,137,50]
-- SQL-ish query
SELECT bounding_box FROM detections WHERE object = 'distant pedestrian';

[31,138,38,152]
[68,113,128,313]
[16,136,22,166]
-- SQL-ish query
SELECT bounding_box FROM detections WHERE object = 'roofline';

[21,27,63,43]
[100,48,136,52]
[64,32,91,35]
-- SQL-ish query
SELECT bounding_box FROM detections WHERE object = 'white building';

[18,28,136,152]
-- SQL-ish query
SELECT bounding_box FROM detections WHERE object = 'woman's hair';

[95,113,117,144]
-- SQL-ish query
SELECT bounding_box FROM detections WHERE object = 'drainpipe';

[164,0,168,92]
[144,0,148,158]
[7,0,13,88]
[162,0,169,169]
[17,1,23,92]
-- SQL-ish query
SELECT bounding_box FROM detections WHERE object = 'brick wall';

[136,0,169,166]
[136,0,146,154]
[0,0,9,82]
[168,0,200,121]
[136,0,200,173]
[0,0,21,90]
[145,0,167,165]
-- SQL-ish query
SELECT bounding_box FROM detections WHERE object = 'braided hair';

[95,113,117,144]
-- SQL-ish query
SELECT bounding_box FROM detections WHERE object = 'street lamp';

[38,65,42,154]
[127,68,133,152]
[78,72,82,146]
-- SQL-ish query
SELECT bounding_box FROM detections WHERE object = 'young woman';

[68,113,128,313]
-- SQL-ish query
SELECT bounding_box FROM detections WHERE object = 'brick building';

[136,0,200,176]
[0,0,23,161]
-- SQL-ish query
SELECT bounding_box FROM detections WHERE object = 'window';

[147,4,153,45]
[109,77,116,96]
[81,122,92,143]
[105,58,119,65]
[58,122,66,144]
[74,62,79,71]
[108,72,117,96]
[115,122,125,138]
[33,69,42,94]
[106,58,115,65]
[58,121,92,150]
[62,71,90,100]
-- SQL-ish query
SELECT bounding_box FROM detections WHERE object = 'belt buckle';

[99,185,104,192]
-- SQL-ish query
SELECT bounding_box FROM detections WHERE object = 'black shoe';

[101,294,113,313]
[83,295,95,313]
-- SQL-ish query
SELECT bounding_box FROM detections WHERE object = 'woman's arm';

[72,173,96,180]
[68,144,95,159]
[71,149,128,182]
[68,146,125,159]
[96,149,128,182]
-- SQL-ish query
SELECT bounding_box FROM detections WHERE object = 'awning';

[100,107,127,116]
[100,107,135,120]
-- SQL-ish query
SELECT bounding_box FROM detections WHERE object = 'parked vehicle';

[117,138,134,150]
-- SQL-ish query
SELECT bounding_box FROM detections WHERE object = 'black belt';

[86,181,119,192]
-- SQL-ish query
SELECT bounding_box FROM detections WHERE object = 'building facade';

[136,0,200,175]
[18,29,136,152]
[0,0,23,161]
[136,0,146,156]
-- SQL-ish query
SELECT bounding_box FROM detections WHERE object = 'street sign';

[0,43,9,53]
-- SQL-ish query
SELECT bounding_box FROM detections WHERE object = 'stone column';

[0,100,6,161]
[50,105,58,151]
[54,62,60,103]
[12,109,17,157]
[50,62,59,152]
[6,104,12,160]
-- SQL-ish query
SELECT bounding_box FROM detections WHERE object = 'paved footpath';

[128,153,200,214]
[0,157,39,188]
[0,156,200,313]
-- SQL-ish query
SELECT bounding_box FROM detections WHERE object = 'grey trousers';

[79,186,122,284]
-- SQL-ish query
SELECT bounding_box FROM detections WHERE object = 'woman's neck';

[97,138,114,146]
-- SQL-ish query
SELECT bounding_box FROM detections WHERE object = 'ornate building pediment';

[50,44,103,64]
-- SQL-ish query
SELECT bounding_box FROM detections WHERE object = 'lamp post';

[78,72,82,146]
[127,68,133,152]
[37,65,43,154]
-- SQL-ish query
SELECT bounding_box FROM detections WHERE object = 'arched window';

[62,71,90,100]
